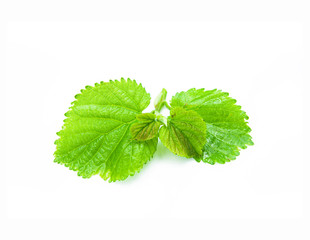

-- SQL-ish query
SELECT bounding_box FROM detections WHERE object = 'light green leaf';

[130,113,161,141]
[154,88,168,111]
[54,78,157,182]
[159,107,206,158]
[170,88,253,164]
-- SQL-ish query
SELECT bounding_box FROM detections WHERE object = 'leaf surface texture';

[170,88,253,164]
[54,78,157,182]
[159,107,206,158]
[130,113,161,141]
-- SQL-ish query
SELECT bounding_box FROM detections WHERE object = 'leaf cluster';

[54,78,253,182]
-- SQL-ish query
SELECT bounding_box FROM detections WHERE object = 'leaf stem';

[156,114,168,126]
[164,101,171,110]
[153,89,171,126]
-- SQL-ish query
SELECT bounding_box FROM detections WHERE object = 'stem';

[156,114,167,126]
[164,101,171,110]
[153,89,171,126]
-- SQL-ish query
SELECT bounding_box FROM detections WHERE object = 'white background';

[1,1,309,240]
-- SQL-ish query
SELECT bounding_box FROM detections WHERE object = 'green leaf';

[159,107,206,158]
[154,88,168,111]
[130,113,161,141]
[170,88,253,164]
[54,78,158,182]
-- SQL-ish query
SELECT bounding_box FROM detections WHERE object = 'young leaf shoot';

[54,78,253,182]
